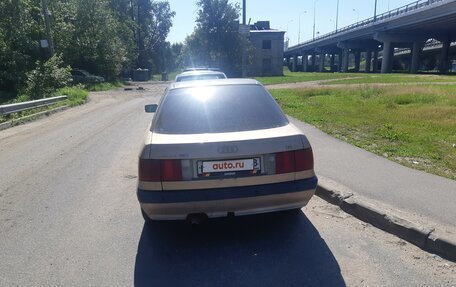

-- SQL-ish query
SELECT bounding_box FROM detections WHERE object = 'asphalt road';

[0,82,455,286]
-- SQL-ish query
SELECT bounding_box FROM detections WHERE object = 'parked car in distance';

[71,69,105,84]
[174,70,227,82]
[183,67,222,72]
[138,79,318,223]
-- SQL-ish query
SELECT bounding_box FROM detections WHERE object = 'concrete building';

[247,21,285,77]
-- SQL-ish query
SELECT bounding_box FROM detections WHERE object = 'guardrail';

[0,96,67,116]
[288,0,446,50]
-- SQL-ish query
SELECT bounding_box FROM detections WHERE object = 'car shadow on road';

[134,210,346,287]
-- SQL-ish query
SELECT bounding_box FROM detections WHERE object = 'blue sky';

[166,0,414,45]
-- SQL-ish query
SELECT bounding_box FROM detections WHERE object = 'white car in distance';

[174,70,227,82]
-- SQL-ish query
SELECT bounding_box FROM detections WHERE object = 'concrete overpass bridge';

[393,39,456,71]
[284,0,456,74]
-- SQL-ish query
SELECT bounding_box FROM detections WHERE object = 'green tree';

[0,0,43,94]
[24,53,71,100]
[154,41,183,73]
[183,0,249,76]
[170,42,184,71]
[50,0,128,80]
[136,0,175,73]
[0,0,176,102]
[108,0,138,74]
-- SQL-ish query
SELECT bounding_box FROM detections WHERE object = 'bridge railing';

[289,0,446,50]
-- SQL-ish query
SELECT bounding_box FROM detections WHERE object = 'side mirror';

[145,104,158,113]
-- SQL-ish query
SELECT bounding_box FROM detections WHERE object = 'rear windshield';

[154,84,289,134]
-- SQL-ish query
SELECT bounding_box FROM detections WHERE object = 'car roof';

[168,78,262,91]
[175,70,226,77]
[183,67,221,72]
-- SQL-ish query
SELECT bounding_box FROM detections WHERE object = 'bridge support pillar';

[354,51,361,72]
[375,32,430,73]
[319,54,325,72]
[410,41,423,73]
[373,51,379,73]
[439,37,451,74]
[381,41,394,73]
[292,55,298,72]
[365,50,372,72]
[341,49,349,73]
[338,53,343,72]
[310,54,316,72]
[330,54,336,72]
[303,55,308,72]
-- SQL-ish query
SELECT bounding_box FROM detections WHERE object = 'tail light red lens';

[139,158,182,182]
[161,159,182,181]
[275,151,295,174]
[294,149,314,171]
[275,149,313,174]
[139,159,161,181]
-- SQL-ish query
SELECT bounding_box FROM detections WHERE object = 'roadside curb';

[316,176,456,262]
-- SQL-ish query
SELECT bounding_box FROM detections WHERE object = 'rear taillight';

[160,159,182,181]
[275,149,313,174]
[139,158,182,182]
[139,159,161,181]
[275,151,295,174]
[294,149,314,171]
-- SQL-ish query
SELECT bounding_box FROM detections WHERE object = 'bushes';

[57,86,88,106]
[24,54,72,100]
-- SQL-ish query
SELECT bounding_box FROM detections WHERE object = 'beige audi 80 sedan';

[137,79,317,222]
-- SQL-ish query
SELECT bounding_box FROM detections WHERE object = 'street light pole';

[298,14,301,44]
[243,0,246,25]
[298,11,306,44]
[374,0,378,21]
[313,0,318,40]
[335,0,339,32]
[41,0,55,56]
[286,19,293,42]
[353,8,359,22]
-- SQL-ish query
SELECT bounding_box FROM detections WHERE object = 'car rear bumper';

[138,176,317,220]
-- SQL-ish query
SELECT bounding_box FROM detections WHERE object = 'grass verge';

[57,86,89,106]
[255,70,353,85]
[270,85,456,180]
[322,74,456,85]
[85,81,124,92]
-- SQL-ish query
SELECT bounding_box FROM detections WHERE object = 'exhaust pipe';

[186,213,208,225]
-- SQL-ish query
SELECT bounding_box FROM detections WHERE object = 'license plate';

[198,158,261,175]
